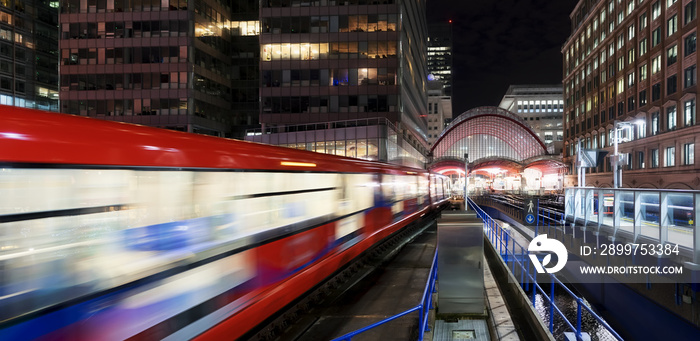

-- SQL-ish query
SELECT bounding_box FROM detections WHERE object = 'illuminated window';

[667,15,678,36]
[653,1,661,20]
[652,55,661,73]
[667,45,678,65]
[665,146,675,167]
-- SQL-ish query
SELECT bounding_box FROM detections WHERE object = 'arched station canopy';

[429,107,565,175]
[431,106,547,163]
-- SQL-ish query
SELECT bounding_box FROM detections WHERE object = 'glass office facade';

[255,0,429,166]
[0,0,59,111]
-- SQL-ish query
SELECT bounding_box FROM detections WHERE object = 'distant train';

[0,106,450,340]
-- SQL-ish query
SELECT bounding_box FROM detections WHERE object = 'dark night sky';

[427,0,580,115]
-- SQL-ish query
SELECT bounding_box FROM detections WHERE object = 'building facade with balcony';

[563,0,700,189]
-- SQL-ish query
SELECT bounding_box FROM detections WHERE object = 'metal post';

[613,121,619,188]
[464,153,469,210]
[531,256,537,305]
[550,277,555,333]
[576,298,583,340]
[577,138,582,187]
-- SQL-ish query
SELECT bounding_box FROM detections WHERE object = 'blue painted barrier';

[331,249,438,341]
[467,198,624,341]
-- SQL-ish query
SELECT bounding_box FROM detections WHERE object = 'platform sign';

[523,197,539,226]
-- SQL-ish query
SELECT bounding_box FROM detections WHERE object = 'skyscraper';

[0,0,59,111]
[427,21,452,97]
[249,0,430,167]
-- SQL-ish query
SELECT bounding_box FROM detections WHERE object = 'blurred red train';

[0,106,450,340]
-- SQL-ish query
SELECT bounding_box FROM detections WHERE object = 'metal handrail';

[331,248,438,341]
[467,198,624,341]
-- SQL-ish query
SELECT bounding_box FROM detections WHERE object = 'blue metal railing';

[331,249,438,341]
[468,198,624,341]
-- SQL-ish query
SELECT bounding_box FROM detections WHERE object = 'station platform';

[263,211,526,341]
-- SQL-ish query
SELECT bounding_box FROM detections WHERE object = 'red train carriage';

[0,106,449,340]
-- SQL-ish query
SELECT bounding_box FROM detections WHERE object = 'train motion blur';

[0,106,450,340]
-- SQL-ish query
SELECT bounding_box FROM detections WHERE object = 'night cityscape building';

[427,21,452,97]
[0,0,59,111]
[58,0,240,136]
[427,79,451,146]
[247,0,430,168]
[230,0,261,138]
[498,84,565,146]
[563,0,700,189]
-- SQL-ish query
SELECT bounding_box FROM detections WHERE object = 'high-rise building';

[248,0,430,168]
[230,0,261,139]
[59,0,238,136]
[498,84,564,145]
[563,0,700,189]
[0,0,59,111]
[427,22,452,96]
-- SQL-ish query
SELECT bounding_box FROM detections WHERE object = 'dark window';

[639,89,648,106]
[685,65,697,87]
[685,33,697,56]
[667,74,678,95]
[618,102,624,117]
[652,83,661,101]
[628,96,636,111]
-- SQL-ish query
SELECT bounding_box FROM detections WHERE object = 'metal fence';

[468,198,623,341]
[331,250,438,341]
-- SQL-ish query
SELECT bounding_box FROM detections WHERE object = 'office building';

[427,22,452,96]
[230,0,262,138]
[498,84,565,145]
[427,79,452,146]
[563,0,700,189]
[59,0,238,136]
[248,0,430,168]
[0,0,59,111]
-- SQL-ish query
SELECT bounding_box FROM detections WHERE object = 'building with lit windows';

[0,0,59,111]
[59,0,251,136]
[247,0,430,168]
[563,0,700,189]
[427,22,452,96]
[230,0,262,138]
[498,84,565,146]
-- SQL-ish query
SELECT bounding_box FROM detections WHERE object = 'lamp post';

[613,121,620,189]
[464,153,469,210]
[612,120,642,188]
